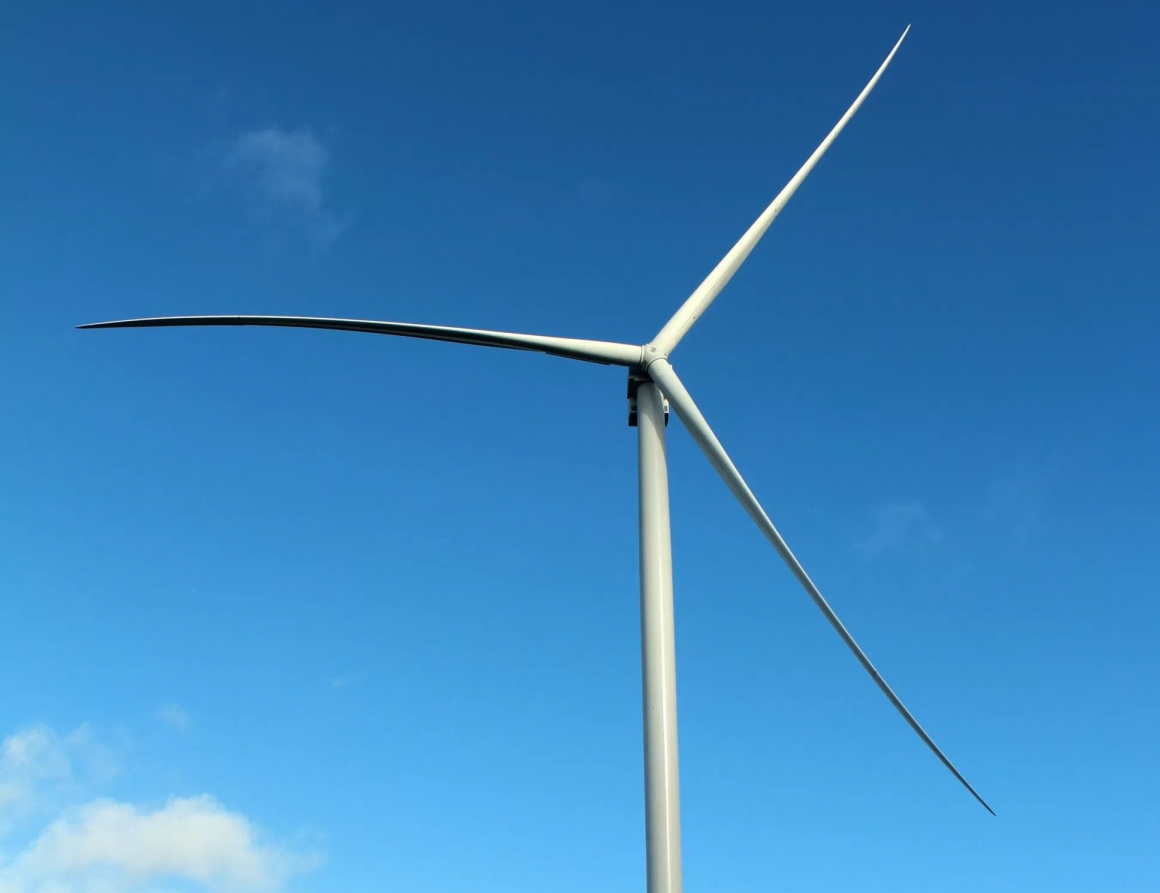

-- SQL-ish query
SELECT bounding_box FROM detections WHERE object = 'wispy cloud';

[330,672,366,691]
[0,725,116,836]
[221,126,343,245]
[857,499,942,556]
[982,464,1057,540]
[0,724,321,893]
[574,177,615,208]
[0,726,72,832]
[154,703,191,733]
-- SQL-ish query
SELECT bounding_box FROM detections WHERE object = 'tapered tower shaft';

[636,381,683,893]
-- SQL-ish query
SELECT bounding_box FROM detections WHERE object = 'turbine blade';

[652,26,910,356]
[647,358,994,815]
[78,315,642,367]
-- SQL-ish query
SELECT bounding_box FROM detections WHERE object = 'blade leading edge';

[78,315,643,367]
[652,26,910,356]
[647,358,994,815]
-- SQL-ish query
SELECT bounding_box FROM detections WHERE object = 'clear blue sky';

[3,1,1159,890]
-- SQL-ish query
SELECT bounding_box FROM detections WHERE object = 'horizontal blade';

[647,358,994,815]
[651,26,910,356]
[78,315,643,367]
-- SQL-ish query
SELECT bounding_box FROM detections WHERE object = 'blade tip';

[970,788,996,816]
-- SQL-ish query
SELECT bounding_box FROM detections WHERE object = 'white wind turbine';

[82,25,992,893]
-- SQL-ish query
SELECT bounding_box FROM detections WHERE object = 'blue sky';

[3,0,1159,889]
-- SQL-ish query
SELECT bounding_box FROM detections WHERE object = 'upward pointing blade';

[78,315,643,367]
[652,26,910,356]
[647,358,994,815]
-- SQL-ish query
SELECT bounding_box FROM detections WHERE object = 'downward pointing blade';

[647,358,994,815]
[652,26,910,356]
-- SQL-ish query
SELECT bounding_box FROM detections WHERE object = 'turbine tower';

[82,26,991,893]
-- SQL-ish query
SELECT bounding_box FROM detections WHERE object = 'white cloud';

[858,499,941,556]
[0,726,321,893]
[224,127,343,244]
[154,705,190,733]
[0,796,318,893]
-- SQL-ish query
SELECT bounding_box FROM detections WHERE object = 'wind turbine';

[81,25,991,893]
